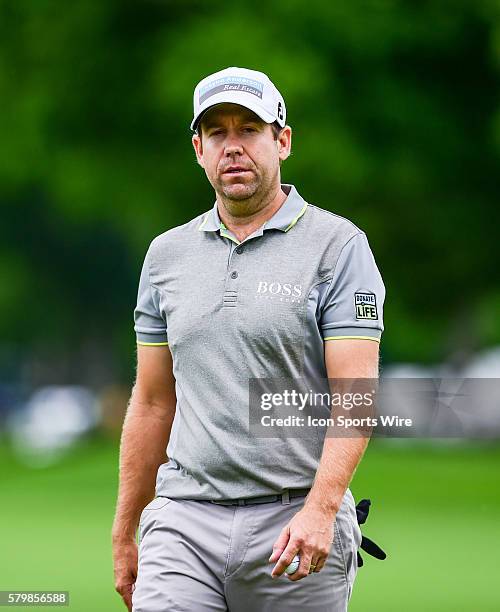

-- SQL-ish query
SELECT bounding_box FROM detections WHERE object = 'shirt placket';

[219,223,262,309]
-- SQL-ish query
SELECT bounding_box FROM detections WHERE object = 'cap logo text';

[199,76,264,104]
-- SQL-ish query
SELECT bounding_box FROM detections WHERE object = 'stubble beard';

[219,176,259,201]
[214,166,278,217]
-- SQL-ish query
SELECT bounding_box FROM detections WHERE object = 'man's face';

[192,103,291,206]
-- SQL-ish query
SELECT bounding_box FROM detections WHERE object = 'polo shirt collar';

[198,184,308,234]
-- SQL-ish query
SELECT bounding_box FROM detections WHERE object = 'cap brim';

[191,95,276,131]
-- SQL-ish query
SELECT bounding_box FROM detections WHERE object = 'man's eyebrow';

[202,114,263,130]
[202,120,222,131]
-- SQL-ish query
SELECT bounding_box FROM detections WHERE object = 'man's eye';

[209,130,224,137]
[242,127,257,133]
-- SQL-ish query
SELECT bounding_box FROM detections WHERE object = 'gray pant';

[132,489,362,612]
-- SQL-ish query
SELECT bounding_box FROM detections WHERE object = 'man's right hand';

[113,539,139,611]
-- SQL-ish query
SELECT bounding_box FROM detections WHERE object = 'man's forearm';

[112,393,175,543]
[305,339,379,517]
[304,435,369,517]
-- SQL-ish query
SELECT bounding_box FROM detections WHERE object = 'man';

[112,66,385,611]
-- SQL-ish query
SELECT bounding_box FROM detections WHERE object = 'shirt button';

[236,246,244,254]
[230,271,238,279]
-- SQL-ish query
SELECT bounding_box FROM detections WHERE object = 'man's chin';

[221,183,258,201]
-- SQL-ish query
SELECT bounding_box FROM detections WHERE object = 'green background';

[2,436,500,611]
[1,0,500,375]
[1,1,499,610]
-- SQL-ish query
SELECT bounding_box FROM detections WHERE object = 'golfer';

[112,66,385,611]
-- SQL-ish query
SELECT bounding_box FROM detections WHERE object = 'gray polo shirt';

[134,184,385,500]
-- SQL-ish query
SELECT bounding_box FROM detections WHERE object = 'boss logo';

[256,281,302,302]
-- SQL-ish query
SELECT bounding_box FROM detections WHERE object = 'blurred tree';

[0,0,499,383]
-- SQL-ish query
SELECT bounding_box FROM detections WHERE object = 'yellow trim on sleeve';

[284,203,308,232]
[137,341,169,346]
[323,336,380,342]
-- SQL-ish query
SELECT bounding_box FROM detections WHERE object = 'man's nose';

[223,134,244,156]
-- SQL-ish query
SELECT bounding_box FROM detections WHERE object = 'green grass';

[350,440,500,611]
[1,435,499,611]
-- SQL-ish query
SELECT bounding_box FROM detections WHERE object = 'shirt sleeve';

[320,231,385,342]
[133,245,168,346]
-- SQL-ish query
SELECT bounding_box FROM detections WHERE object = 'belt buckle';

[245,494,280,505]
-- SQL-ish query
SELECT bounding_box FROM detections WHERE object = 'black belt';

[210,488,311,506]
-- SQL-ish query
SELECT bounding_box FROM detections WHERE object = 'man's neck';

[217,184,287,243]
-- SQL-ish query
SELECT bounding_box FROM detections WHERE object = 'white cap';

[191,67,286,132]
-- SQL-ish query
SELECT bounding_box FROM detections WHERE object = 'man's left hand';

[268,505,335,581]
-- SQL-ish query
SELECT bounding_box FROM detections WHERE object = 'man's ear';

[192,133,204,167]
[277,125,292,162]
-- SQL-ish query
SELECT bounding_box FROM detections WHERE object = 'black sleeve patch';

[355,292,378,320]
